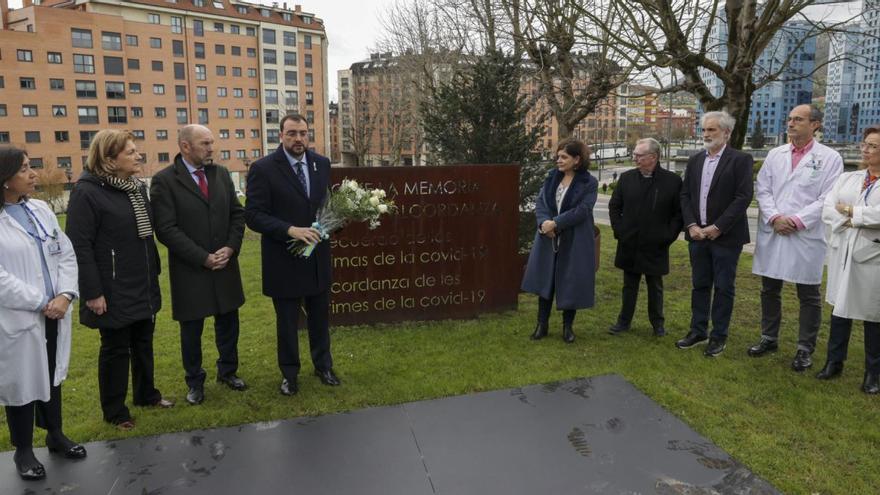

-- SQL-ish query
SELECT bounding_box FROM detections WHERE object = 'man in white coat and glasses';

[749,104,843,371]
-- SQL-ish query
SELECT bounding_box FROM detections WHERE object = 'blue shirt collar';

[181,157,201,174]
[282,147,307,167]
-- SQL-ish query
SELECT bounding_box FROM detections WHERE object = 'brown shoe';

[116,420,135,431]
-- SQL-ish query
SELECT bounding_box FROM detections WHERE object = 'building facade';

[0,0,329,186]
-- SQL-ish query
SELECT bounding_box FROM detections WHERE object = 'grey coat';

[521,167,598,310]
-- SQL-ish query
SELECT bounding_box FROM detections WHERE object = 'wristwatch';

[60,293,74,301]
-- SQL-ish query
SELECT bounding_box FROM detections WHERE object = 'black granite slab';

[0,374,779,494]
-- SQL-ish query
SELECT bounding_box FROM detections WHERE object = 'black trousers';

[537,282,576,327]
[179,310,240,388]
[759,276,822,353]
[616,270,664,329]
[273,292,333,382]
[825,315,880,374]
[98,319,162,424]
[5,319,63,450]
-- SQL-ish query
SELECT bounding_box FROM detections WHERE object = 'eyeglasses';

[860,142,880,152]
[633,152,656,159]
[788,116,819,123]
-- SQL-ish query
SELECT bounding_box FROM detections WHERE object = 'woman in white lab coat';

[0,147,85,480]
[817,127,880,394]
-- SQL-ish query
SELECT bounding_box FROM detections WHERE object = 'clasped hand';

[43,295,70,320]
[688,224,720,241]
[288,225,322,244]
[204,246,235,271]
[772,216,798,236]
[540,220,557,239]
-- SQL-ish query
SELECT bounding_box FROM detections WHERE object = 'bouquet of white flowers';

[287,179,395,257]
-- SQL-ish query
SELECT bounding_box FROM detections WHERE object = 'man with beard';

[245,114,340,396]
[677,111,754,357]
[150,124,247,405]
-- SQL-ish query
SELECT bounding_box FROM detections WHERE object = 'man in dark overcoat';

[150,124,247,405]
[244,114,340,396]
[608,138,683,337]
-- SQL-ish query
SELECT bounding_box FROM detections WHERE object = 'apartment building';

[0,0,328,186]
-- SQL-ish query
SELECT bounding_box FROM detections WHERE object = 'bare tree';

[32,165,68,213]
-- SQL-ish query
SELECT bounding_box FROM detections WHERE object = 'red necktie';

[194,169,208,199]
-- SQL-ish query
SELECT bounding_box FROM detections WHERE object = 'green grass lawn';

[2,224,879,493]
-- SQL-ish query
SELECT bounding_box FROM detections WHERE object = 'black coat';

[244,146,331,298]
[680,146,754,247]
[65,172,162,329]
[609,166,683,275]
[149,155,245,321]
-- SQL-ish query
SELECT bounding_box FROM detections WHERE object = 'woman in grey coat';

[522,139,598,343]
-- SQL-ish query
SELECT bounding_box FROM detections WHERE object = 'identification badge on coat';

[47,240,62,255]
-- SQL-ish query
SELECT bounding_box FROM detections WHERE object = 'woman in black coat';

[66,130,173,430]
[608,138,683,336]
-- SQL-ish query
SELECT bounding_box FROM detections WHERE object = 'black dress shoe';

[280,378,299,396]
[747,337,778,357]
[862,372,880,394]
[562,324,575,344]
[530,322,548,340]
[653,326,667,337]
[315,369,341,386]
[13,449,45,481]
[46,433,87,459]
[186,386,205,405]
[704,339,726,357]
[675,332,708,349]
[815,361,844,380]
[791,350,813,372]
[608,322,630,335]
[217,374,248,391]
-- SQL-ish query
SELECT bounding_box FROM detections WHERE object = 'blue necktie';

[295,162,308,195]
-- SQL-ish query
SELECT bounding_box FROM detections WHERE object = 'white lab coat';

[823,171,880,322]
[752,141,843,284]
[0,199,78,406]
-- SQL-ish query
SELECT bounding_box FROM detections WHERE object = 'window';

[156,129,170,140]
[79,131,96,150]
[234,109,244,118]
[155,107,167,118]
[102,32,122,50]
[195,65,207,80]
[306,91,313,105]
[175,85,187,101]
[220,150,231,160]
[130,83,141,94]
[285,70,297,85]
[153,84,166,95]
[217,87,228,97]
[267,129,279,143]
[230,25,240,35]
[306,110,314,124]
[22,105,38,117]
[285,90,298,106]
[304,54,312,68]
[78,106,99,124]
[265,89,278,104]
[247,47,256,58]
[108,106,127,124]
[246,27,256,36]
[0,104,5,117]
[148,13,160,24]
[158,152,170,162]
[0,77,4,88]
[235,129,245,139]
[29,158,43,168]
[152,60,164,72]
[247,68,257,77]
[177,108,188,124]
[104,56,124,75]
[54,131,71,143]
[196,86,207,103]
[252,149,260,158]
[19,77,36,90]
[214,22,224,33]
[193,0,206,6]
[195,43,205,59]
[231,46,241,56]
[73,54,95,73]
[264,49,277,64]
[174,62,185,79]
[173,40,184,57]
[265,109,279,124]
[71,28,93,48]
[283,31,296,46]
[128,58,140,70]
[171,16,183,34]
[0,132,8,144]
[57,156,72,168]
[219,129,229,139]
[216,65,227,76]
[52,105,67,117]
[282,12,292,22]
[193,19,204,36]
[218,108,228,118]
[233,88,243,98]
[215,44,225,55]
[126,35,138,46]
[150,37,162,49]
[236,5,247,14]
[106,81,125,99]
[47,52,62,64]
[260,8,270,17]
[131,107,143,118]
[304,73,312,86]
[304,35,312,49]
[284,51,296,65]
[251,129,260,138]
[131,130,145,140]
[249,109,259,118]
[264,69,277,84]
[248,88,257,98]
[232,66,242,77]
[198,108,209,124]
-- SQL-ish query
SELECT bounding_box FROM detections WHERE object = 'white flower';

[349,179,359,190]
[369,196,380,206]
[377,189,386,198]
[378,204,388,213]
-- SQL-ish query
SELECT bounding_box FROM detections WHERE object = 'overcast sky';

[7,0,866,100]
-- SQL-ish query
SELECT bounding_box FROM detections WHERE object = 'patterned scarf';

[103,175,153,238]
[863,171,879,193]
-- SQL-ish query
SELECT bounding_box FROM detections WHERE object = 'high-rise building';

[699,13,816,145]
[0,0,329,186]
